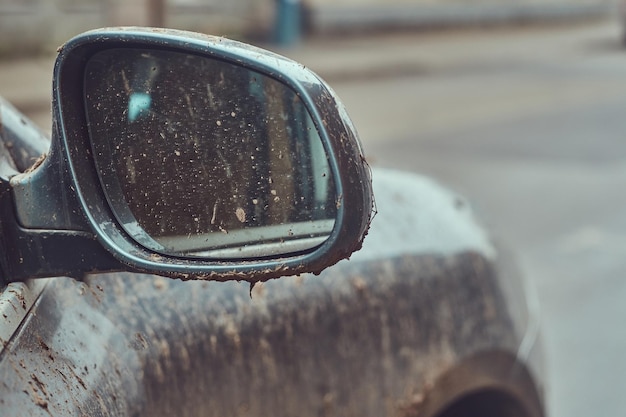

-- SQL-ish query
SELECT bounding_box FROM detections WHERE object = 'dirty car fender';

[0,168,543,416]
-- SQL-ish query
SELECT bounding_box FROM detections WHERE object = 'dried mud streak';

[24,153,46,174]
[0,249,517,416]
[81,251,515,417]
[0,277,145,417]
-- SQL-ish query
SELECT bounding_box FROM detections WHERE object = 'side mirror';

[1,28,373,283]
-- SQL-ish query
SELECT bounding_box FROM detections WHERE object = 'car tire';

[435,389,532,417]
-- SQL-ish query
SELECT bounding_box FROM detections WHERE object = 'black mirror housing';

[5,28,373,283]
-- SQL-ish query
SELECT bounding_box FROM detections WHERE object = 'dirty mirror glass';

[83,48,337,258]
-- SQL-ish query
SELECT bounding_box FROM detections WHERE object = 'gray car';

[0,28,544,417]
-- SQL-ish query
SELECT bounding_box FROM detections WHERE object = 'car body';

[0,28,545,417]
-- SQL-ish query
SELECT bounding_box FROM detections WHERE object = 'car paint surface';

[0,168,543,416]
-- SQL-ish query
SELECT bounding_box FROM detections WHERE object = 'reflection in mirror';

[84,48,336,258]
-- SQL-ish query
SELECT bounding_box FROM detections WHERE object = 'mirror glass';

[83,48,336,258]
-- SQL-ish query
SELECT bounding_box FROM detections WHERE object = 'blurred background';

[1,0,625,416]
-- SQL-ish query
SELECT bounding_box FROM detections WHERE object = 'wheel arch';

[408,350,545,417]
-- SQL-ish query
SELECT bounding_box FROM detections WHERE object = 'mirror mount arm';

[9,132,92,233]
[0,192,123,282]
[0,140,121,281]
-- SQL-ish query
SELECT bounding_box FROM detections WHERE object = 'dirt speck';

[69,367,87,390]
[33,394,48,409]
[351,277,367,294]
[235,207,246,223]
[133,332,149,350]
[398,392,425,416]
[153,278,166,290]
[251,282,265,298]
[38,338,50,351]
[24,153,46,174]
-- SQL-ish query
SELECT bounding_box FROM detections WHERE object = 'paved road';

[317,20,626,417]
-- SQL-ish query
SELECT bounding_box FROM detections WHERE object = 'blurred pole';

[107,0,166,27]
[274,0,301,47]
[148,0,165,27]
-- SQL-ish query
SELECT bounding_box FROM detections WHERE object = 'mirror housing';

[2,28,373,283]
